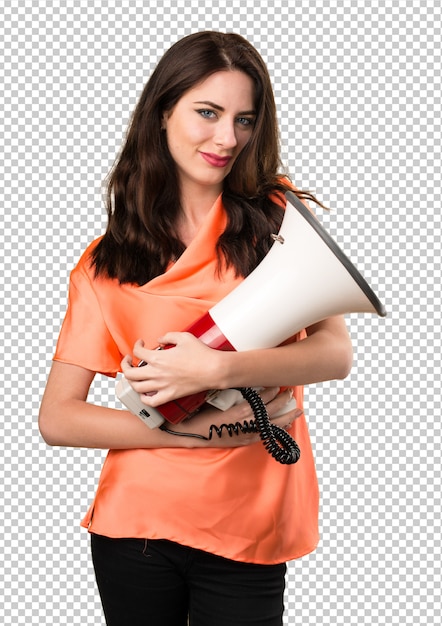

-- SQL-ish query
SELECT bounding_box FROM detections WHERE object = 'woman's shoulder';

[71,236,104,279]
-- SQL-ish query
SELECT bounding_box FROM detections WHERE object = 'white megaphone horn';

[117,191,386,428]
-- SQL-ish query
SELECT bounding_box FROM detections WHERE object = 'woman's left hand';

[121,333,222,406]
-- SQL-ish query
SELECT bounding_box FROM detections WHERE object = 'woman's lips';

[200,152,232,168]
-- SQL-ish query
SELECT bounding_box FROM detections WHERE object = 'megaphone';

[117,191,386,429]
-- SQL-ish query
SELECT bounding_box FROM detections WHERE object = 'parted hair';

[91,31,322,285]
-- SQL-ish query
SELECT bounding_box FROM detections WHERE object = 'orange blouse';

[54,194,319,564]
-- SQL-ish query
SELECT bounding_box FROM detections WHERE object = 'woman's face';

[163,70,256,198]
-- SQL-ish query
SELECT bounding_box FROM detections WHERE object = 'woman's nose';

[214,120,238,149]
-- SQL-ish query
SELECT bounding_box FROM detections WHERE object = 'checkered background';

[1,0,441,624]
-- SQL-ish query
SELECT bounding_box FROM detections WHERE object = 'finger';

[273,407,304,431]
[258,387,281,404]
[121,354,133,373]
[132,339,150,361]
[229,388,287,422]
[121,356,151,384]
[156,332,181,347]
[265,388,293,413]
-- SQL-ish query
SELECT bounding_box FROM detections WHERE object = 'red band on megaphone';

[185,311,235,351]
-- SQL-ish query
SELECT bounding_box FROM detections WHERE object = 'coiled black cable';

[160,418,258,440]
[160,386,301,465]
[235,387,300,465]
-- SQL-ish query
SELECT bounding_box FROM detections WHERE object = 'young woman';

[39,31,353,626]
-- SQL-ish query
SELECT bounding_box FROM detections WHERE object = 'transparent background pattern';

[1,1,441,624]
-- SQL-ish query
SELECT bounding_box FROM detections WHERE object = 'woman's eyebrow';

[194,100,256,115]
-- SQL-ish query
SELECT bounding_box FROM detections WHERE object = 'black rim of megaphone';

[285,191,387,318]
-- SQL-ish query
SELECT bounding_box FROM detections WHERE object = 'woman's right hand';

[163,386,303,448]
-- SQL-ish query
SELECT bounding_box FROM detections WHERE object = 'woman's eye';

[197,109,216,119]
[237,117,254,127]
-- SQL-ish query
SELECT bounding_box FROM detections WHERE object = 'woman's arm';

[123,315,353,407]
[39,362,165,449]
[219,315,353,389]
[38,362,299,449]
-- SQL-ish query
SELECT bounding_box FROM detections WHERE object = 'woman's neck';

[177,187,221,246]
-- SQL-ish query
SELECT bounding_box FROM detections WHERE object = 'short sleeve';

[53,257,122,377]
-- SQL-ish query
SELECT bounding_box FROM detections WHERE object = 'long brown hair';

[92,31,322,285]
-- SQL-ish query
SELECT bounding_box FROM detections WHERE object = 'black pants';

[91,534,287,626]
